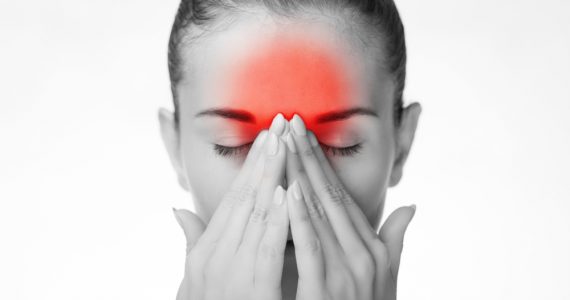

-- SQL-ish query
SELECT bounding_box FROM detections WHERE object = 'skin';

[161,7,421,300]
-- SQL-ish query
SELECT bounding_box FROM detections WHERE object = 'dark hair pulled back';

[168,0,407,125]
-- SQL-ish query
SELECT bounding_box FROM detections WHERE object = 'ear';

[389,103,422,187]
[158,108,190,191]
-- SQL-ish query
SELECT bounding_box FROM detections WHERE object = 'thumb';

[173,208,206,255]
[378,204,416,279]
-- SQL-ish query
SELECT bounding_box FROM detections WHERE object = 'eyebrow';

[195,108,256,123]
[194,107,377,123]
[316,107,378,123]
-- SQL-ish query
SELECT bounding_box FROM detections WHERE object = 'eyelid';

[213,141,362,158]
[213,142,253,157]
[318,142,362,157]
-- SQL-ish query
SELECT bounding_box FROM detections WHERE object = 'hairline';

[170,3,398,126]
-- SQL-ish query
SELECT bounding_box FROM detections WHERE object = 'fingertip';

[308,131,319,147]
[406,204,417,222]
[394,204,416,220]
[290,114,307,136]
[269,113,286,135]
[255,130,269,147]
[158,107,173,121]
[172,207,183,229]
[379,205,416,241]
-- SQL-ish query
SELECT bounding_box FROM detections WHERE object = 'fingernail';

[308,131,319,147]
[254,130,268,148]
[282,121,290,137]
[280,122,290,142]
[269,113,285,135]
[291,114,306,136]
[291,180,303,201]
[267,132,279,156]
[274,185,285,205]
[286,133,297,153]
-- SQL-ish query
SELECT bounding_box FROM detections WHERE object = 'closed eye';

[213,142,362,158]
[319,143,362,157]
[213,142,253,157]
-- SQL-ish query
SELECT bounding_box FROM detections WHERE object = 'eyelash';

[213,142,253,157]
[213,142,362,157]
[319,143,362,156]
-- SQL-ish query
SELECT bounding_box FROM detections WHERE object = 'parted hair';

[168,0,407,125]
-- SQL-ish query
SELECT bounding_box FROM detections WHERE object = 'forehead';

[178,8,393,125]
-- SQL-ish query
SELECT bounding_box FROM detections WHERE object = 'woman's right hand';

[173,114,289,300]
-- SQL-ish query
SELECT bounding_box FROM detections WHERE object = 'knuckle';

[249,205,268,224]
[267,211,287,227]
[306,192,326,220]
[351,251,375,278]
[259,243,281,260]
[293,209,312,224]
[299,146,315,157]
[320,183,348,206]
[298,239,321,255]
[294,163,306,176]
[226,184,257,206]
[261,169,276,182]
[328,271,356,298]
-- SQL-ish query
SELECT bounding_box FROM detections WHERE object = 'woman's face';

[161,10,420,229]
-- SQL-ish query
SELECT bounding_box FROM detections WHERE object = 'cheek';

[333,139,394,222]
[181,137,242,220]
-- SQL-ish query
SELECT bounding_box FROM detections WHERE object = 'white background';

[1,0,569,299]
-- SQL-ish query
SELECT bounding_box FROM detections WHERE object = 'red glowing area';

[225,36,356,138]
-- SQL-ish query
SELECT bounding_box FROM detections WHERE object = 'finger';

[239,112,283,180]
[306,131,379,242]
[378,205,416,278]
[199,129,269,245]
[173,208,206,300]
[214,131,284,256]
[285,134,344,270]
[235,129,287,249]
[234,131,286,287]
[289,114,367,256]
[287,180,325,295]
[173,208,206,255]
[204,116,285,300]
[205,113,284,245]
[198,113,284,246]
[254,186,289,299]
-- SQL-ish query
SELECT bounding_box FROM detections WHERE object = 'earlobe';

[158,108,190,191]
[389,102,422,187]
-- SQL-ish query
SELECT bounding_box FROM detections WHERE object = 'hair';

[168,0,407,126]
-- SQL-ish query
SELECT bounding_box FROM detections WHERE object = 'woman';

[160,0,421,299]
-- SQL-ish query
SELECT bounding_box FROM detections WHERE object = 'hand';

[285,115,416,300]
[173,114,290,300]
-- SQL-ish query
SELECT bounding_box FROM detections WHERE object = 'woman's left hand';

[285,115,416,300]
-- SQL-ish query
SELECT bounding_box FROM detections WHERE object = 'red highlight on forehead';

[226,36,353,134]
